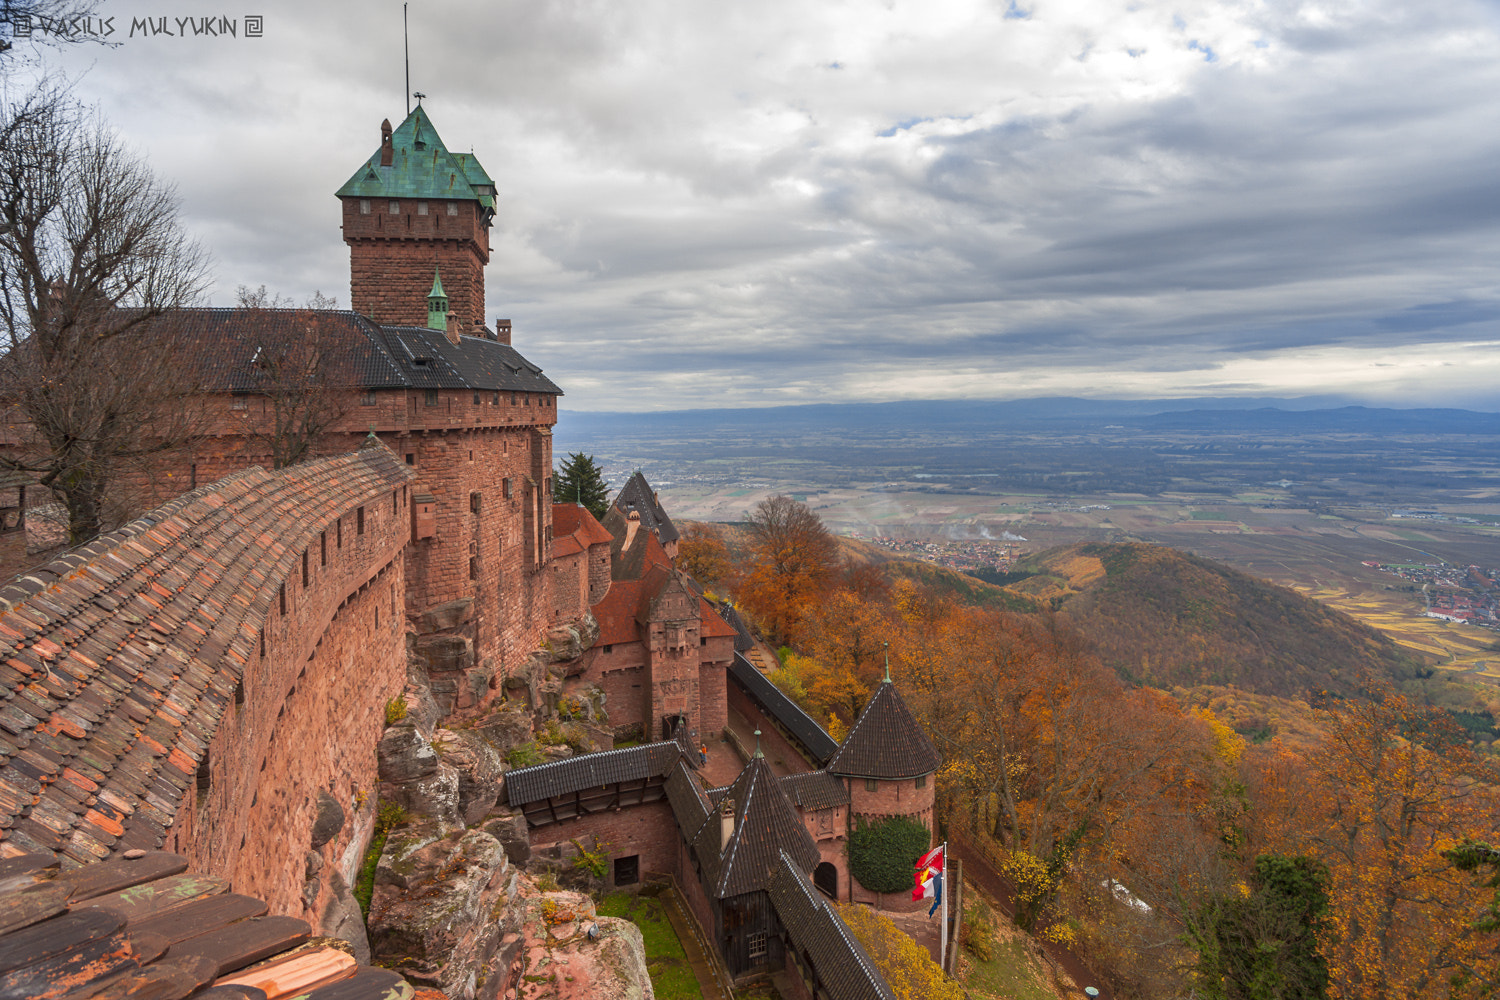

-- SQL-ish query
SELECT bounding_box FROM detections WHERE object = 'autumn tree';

[678,521,734,587]
[837,903,963,1000]
[553,452,609,519]
[231,285,351,469]
[0,81,209,543]
[1252,682,1500,999]
[738,495,838,646]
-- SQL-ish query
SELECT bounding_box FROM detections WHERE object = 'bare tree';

[0,80,209,544]
[231,285,354,469]
[2,1,112,58]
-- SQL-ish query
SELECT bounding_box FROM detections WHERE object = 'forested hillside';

[1009,542,1424,697]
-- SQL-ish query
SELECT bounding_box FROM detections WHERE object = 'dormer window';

[417,202,428,216]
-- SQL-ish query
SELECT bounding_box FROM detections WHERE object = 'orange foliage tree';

[737,495,838,646]
[1251,682,1500,999]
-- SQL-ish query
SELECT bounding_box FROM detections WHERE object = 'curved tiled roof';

[824,679,941,780]
[0,444,412,865]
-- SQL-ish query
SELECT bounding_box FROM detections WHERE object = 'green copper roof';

[336,106,495,208]
[428,266,446,301]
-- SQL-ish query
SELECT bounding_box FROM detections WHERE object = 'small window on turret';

[916,775,927,788]
[865,779,878,792]
[417,202,428,216]
[389,200,399,214]
[447,202,458,216]
[359,199,371,214]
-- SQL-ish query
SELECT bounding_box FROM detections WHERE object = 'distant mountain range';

[557,396,1500,448]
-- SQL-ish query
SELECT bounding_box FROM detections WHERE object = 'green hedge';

[847,815,933,894]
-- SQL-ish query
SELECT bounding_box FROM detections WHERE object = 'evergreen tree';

[554,452,610,519]
[1197,854,1330,1000]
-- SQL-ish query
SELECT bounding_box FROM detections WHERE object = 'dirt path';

[951,830,1110,999]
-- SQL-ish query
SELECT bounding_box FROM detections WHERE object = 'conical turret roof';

[825,679,941,780]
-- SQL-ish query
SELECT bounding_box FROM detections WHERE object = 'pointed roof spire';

[427,266,448,334]
[883,641,891,683]
[826,676,941,780]
[692,755,819,898]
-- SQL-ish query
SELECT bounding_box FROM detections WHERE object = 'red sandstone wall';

[343,195,489,330]
[697,660,727,736]
[165,472,411,920]
[587,542,610,606]
[727,682,816,774]
[550,549,586,621]
[528,801,679,889]
[848,776,935,832]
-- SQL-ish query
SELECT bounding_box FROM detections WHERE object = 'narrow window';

[491,392,499,404]
[447,202,458,216]
[258,629,266,658]
[425,388,438,406]
[405,453,415,465]
[468,450,474,462]
[388,200,399,214]
[511,392,517,405]
[469,557,477,581]
[503,478,513,499]
[190,464,198,488]
[302,550,309,586]
[320,531,327,566]
[865,778,878,792]
[393,489,398,514]
[375,607,380,628]
[915,774,927,789]
[544,477,552,496]
[359,199,371,214]
[473,391,480,405]
[279,584,286,615]
[362,389,377,405]
[357,506,365,535]
[337,517,343,548]
[417,201,428,215]
[470,492,482,513]
[403,485,408,506]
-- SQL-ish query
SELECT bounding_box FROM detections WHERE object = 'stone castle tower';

[336,107,497,334]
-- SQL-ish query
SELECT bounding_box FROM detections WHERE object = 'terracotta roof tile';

[0,446,414,864]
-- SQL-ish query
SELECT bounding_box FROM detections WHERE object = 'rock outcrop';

[503,887,653,1000]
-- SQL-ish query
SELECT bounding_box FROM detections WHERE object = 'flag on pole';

[916,845,945,872]
[927,870,944,917]
[913,864,938,902]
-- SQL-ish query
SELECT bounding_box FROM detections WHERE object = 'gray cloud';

[31,0,1500,410]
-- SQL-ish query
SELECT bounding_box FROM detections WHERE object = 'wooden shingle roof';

[0,444,413,865]
[824,679,941,781]
[0,851,413,998]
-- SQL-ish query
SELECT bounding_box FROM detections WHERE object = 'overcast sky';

[14,0,1500,411]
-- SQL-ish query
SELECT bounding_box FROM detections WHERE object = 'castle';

[0,106,943,999]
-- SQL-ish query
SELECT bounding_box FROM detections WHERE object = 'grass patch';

[353,800,410,918]
[596,891,700,1000]
[959,899,1056,1000]
[1189,510,1233,521]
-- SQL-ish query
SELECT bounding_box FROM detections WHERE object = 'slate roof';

[663,758,710,836]
[727,653,839,764]
[504,741,683,807]
[824,679,942,781]
[714,602,756,653]
[0,850,413,998]
[0,443,413,865]
[692,755,818,900]
[336,106,497,211]
[776,770,849,812]
[766,852,897,1000]
[612,473,679,546]
[171,308,562,395]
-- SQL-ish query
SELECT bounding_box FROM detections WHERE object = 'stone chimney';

[623,509,640,551]
[379,119,393,167]
[495,318,512,346]
[719,797,735,851]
